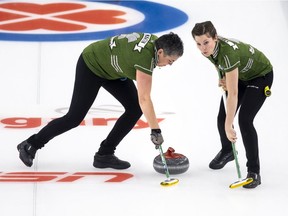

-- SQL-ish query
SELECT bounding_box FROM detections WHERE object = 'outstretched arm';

[136,69,160,129]
[224,68,238,142]
[136,69,163,147]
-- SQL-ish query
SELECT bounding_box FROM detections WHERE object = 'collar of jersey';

[153,46,158,67]
[212,40,220,59]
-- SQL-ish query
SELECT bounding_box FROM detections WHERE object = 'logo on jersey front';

[0,0,188,41]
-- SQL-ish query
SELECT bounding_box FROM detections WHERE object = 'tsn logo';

[0,117,164,129]
[0,172,134,183]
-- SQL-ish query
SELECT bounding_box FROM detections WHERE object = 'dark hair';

[191,21,217,39]
[155,32,184,57]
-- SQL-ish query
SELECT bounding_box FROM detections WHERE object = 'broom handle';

[158,145,171,179]
[223,92,242,180]
[231,142,241,179]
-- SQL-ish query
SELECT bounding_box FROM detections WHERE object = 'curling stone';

[153,147,189,175]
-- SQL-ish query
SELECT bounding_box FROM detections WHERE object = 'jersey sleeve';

[221,52,240,73]
[130,41,155,77]
[134,58,154,75]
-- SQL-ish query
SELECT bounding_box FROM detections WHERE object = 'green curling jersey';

[207,36,273,81]
[82,32,158,80]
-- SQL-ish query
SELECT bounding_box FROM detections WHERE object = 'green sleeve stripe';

[223,55,231,68]
[111,55,123,73]
[223,55,239,71]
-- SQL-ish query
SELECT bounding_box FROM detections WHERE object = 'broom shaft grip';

[231,142,242,179]
[223,92,243,179]
[158,145,171,179]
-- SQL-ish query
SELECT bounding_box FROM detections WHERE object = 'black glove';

[150,129,164,148]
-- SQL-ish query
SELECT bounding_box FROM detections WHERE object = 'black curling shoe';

[243,172,261,189]
[209,150,234,169]
[17,140,37,167]
[93,153,131,170]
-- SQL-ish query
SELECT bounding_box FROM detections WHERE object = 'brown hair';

[191,21,217,39]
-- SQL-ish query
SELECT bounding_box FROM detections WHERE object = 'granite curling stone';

[153,147,189,174]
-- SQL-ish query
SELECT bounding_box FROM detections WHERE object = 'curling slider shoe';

[229,177,253,189]
[160,178,179,187]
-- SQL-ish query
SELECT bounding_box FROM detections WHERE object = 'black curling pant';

[28,54,142,155]
[217,71,273,174]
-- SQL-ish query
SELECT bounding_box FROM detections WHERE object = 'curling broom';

[157,145,179,187]
[222,92,253,189]
[229,141,253,188]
